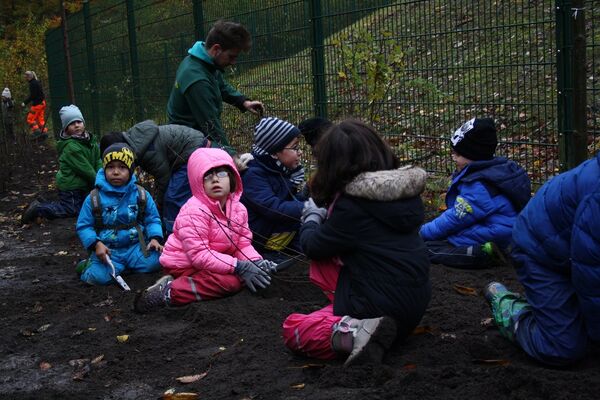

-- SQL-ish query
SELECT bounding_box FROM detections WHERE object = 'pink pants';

[282,259,343,360]
[163,266,243,306]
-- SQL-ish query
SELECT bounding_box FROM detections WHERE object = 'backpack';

[89,184,148,256]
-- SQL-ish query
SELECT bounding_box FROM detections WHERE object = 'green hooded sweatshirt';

[166,41,246,155]
[55,131,102,192]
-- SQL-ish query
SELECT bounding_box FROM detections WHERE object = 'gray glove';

[301,198,327,224]
[235,260,271,292]
[255,259,278,274]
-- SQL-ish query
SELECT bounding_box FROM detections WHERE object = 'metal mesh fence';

[44,0,599,185]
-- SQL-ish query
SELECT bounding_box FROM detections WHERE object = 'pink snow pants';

[282,258,343,360]
[163,266,243,306]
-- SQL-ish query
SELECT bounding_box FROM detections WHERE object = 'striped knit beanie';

[252,117,301,155]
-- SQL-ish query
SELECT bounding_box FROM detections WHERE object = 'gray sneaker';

[21,200,40,224]
[332,316,397,367]
[134,275,173,313]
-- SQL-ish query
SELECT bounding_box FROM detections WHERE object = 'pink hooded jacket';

[159,148,261,274]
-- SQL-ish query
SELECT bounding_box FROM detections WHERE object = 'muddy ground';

[0,142,599,400]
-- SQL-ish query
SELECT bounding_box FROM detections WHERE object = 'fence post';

[192,0,205,41]
[309,0,327,118]
[83,0,100,135]
[556,0,587,170]
[61,1,75,105]
[126,0,144,121]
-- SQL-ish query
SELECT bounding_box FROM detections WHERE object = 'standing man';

[22,71,48,139]
[166,20,264,155]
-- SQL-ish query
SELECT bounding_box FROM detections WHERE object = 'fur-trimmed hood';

[345,165,427,201]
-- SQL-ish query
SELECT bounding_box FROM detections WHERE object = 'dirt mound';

[0,143,598,400]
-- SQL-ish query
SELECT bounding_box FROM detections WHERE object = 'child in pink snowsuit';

[282,119,431,366]
[134,148,276,313]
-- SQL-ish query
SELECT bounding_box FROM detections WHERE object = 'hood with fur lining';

[345,165,427,201]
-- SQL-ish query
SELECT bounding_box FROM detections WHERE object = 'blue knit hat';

[252,117,301,154]
[60,104,85,130]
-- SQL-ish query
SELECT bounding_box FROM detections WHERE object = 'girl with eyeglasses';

[134,148,276,313]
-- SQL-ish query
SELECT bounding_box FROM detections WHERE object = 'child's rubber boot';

[134,275,173,313]
[75,258,92,275]
[483,281,509,303]
[331,316,397,367]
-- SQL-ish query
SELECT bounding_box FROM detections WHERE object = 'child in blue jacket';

[76,143,163,286]
[241,117,306,261]
[484,152,600,366]
[420,118,531,268]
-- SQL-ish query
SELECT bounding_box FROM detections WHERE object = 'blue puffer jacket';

[421,157,531,247]
[240,158,305,249]
[513,152,600,340]
[77,170,163,250]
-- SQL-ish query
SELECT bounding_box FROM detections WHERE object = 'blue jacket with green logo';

[420,157,531,248]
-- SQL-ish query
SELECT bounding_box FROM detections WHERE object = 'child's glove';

[301,198,327,225]
[234,153,254,172]
[255,259,278,274]
[235,260,271,292]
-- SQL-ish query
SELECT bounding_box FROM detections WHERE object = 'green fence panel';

[44,0,599,184]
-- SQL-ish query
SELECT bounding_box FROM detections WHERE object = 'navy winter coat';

[512,152,600,341]
[240,158,304,249]
[420,157,531,248]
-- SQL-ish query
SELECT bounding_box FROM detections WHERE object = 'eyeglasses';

[283,145,301,152]
[203,169,229,181]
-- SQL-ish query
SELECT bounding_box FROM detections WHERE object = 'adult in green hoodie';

[22,105,102,223]
[166,20,264,155]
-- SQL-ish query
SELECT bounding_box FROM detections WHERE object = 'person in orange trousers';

[22,70,47,138]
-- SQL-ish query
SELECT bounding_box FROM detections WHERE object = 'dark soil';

[0,143,599,400]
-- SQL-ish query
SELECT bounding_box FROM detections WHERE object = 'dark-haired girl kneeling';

[282,119,431,366]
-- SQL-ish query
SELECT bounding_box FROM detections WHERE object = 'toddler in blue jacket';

[76,143,163,286]
[420,118,531,268]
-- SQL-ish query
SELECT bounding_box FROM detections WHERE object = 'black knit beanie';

[450,118,497,161]
[298,117,332,147]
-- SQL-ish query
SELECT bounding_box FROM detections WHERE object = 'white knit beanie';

[1,88,10,99]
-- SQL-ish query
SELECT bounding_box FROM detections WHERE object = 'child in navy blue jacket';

[420,118,531,268]
[241,117,306,261]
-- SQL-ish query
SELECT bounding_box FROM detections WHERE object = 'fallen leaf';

[37,324,51,333]
[440,333,457,340]
[20,329,34,337]
[87,327,97,332]
[402,363,417,371]
[72,365,90,381]
[290,383,305,389]
[412,325,433,335]
[473,359,511,366]
[32,302,43,313]
[70,330,84,337]
[163,390,200,400]
[175,372,208,384]
[69,358,90,368]
[91,354,104,364]
[480,317,494,327]
[218,346,226,351]
[55,251,68,256]
[116,334,129,343]
[289,363,325,369]
[453,284,478,296]
[39,362,52,370]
